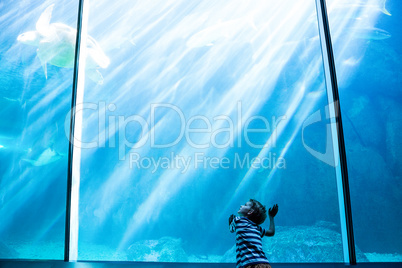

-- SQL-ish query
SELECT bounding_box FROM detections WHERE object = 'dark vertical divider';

[315,0,356,264]
[64,0,84,262]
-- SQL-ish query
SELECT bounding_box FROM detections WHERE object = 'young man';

[229,199,278,268]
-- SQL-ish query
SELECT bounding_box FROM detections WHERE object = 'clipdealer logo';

[302,102,340,167]
[63,101,288,171]
[64,100,342,170]
[128,152,286,174]
[64,101,287,158]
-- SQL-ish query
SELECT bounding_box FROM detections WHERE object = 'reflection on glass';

[0,1,78,260]
[75,0,345,263]
[326,0,402,262]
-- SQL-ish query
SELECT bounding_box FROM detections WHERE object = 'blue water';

[0,0,401,263]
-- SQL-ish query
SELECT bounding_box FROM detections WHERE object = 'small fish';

[309,0,391,23]
[350,27,391,40]
[2,97,21,102]
[332,0,391,16]
[22,148,64,166]
[356,0,391,16]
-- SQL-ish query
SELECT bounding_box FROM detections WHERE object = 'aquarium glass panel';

[326,0,402,262]
[0,1,78,260]
[76,0,345,262]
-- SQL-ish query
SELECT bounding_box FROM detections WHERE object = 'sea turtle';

[17,4,110,84]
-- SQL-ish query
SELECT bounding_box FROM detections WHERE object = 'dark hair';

[248,199,267,225]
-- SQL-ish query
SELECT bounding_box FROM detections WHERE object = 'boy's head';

[238,199,267,225]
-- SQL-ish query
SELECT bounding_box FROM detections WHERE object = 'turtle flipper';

[36,4,54,36]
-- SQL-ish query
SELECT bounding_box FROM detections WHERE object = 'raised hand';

[229,214,236,226]
[268,204,278,218]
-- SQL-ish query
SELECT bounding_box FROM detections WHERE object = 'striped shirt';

[229,216,270,268]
